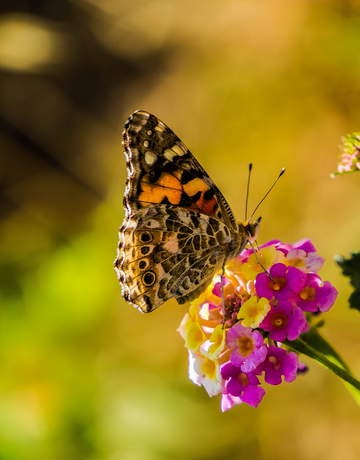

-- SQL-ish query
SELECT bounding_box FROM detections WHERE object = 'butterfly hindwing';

[116,205,228,313]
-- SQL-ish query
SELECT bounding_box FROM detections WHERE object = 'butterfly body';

[114,111,259,313]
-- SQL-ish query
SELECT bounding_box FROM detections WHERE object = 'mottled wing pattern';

[117,205,231,313]
[115,110,242,313]
[121,110,238,230]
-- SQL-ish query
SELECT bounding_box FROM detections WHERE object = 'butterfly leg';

[248,241,275,282]
[221,263,226,329]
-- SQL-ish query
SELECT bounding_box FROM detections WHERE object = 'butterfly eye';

[139,231,153,243]
[142,271,156,287]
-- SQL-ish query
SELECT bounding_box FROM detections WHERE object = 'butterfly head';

[238,216,261,245]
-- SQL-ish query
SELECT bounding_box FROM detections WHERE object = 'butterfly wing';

[115,110,242,313]
[116,205,232,313]
[121,110,238,230]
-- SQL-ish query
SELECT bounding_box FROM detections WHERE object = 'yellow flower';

[240,246,278,281]
[208,325,227,359]
[192,351,223,396]
[184,321,208,353]
[177,301,201,340]
[237,296,270,328]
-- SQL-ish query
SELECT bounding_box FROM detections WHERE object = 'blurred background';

[1,0,360,459]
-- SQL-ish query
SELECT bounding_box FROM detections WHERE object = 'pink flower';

[226,322,267,372]
[259,301,307,342]
[335,132,360,175]
[295,274,338,313]
[258,346,299,385]
[277,239,317,256]
[221,363,266,408]
[178,238,338,411]
[212,277,232,298]
[256,263,306,301]
[238,239,281,263]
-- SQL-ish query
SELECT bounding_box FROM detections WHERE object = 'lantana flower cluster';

[178,239,338,411]
[335,132,360,174]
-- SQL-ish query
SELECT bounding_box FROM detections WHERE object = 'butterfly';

[114,110,261,313]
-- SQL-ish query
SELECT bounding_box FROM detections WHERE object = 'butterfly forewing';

[122,111,238,229]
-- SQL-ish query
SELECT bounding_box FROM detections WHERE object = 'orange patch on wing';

[183,178,208,196]
[158,173,183,190]
[183,178,218,216]
[139,173,182,205]
[197,194,218,215]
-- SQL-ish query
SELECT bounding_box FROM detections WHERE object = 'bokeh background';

[1,0,360,459]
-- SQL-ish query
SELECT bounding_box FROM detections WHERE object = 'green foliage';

[332,169,360,177]
[336,252,360,312]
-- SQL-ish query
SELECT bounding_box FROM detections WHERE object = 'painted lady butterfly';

[114,110,260,313]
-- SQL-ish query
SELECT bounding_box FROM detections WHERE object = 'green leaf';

[301,328,351,373]
[284,329,360,406]
[336,251,360,312]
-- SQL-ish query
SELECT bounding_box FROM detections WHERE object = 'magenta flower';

[256,263,307,301]
[334,132,360,175]
[277,239,317,256]
[258,346,299,385]
[295,274,338,313]
[178,237,339,411]
[221,363,266,408]
[212,277,231,298]
[240,239,281,263]
[226,322,267,372]
[260,301,307,342]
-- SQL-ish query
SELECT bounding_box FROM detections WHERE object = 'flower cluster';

[334,132,360,175]
[178,239,338,411]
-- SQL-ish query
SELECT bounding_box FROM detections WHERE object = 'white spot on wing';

[172,144,187,156]
[164,149,177,161]
[131,125,142,133]
[155,122,165,132]
[145,151,157,165]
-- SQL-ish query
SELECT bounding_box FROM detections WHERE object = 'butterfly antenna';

[249,168,285,221]
[245,163,252,221]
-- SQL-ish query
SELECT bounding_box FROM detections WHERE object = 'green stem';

[283,337,360,391]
